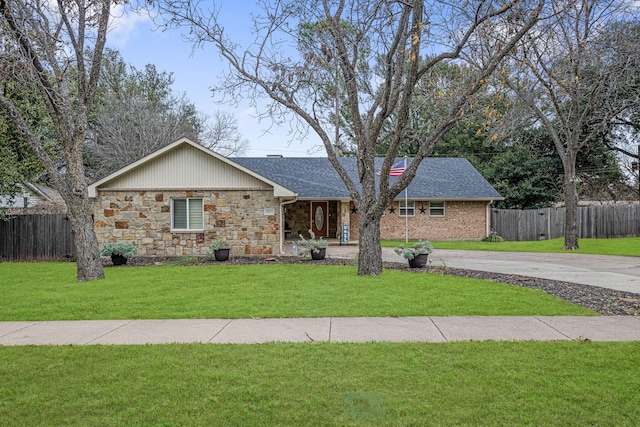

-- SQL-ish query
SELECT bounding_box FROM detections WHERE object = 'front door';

[311,201,328,237]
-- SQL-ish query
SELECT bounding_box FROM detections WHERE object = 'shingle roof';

[232,157,502,200]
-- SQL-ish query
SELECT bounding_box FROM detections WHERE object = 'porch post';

[279,197,298,254]
[339,200,351,244]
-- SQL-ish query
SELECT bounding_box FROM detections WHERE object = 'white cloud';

[107,6,153,49]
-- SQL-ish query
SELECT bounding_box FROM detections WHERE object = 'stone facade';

[284,201,339,239]
[93,189,280,256]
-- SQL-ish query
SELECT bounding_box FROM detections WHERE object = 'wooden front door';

[311,201,329,237]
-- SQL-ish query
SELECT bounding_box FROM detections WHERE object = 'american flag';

[388,159,406,176]
[377,159,406,176]
[377,159,407,176]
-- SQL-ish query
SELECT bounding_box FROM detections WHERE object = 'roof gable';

[88,138,296,198]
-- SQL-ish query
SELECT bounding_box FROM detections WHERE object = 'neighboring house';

[0,182,65,213]
[88,137,503,257]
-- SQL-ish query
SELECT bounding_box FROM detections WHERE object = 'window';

[399,200,415,217]
[171,198,203,230]
[429,201,445,216]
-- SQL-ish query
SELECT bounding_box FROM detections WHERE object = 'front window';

[429,201,445,216]
[399,200,415,217]
[172,198,203,230]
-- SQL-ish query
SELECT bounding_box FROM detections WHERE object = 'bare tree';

[160,0,546,275]
[499,0,640,249]
[86,52,204,180]
[85,51,248,180]
[200,110,249,156]
[0,0,113,281]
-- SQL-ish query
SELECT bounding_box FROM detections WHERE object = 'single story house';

[0,182,65,214]
[88,137,503,256]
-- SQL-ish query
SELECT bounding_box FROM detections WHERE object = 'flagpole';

[404,157,408,243]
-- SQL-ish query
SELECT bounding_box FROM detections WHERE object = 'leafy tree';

[435,126,560,209]
[573,131,635,202]
[160,0,546,275]
[0,81,59,219]
[434,99,630,208]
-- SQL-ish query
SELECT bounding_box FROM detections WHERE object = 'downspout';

[279,196,298,255]
[486,201,491,237]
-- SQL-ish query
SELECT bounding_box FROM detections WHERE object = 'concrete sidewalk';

[2,316,639,346]
[3,248,638,347]
[327,246,640,294]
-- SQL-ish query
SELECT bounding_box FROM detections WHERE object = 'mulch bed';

[118,255,640,316]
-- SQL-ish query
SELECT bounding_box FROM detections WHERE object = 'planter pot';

[310,247,326,260]
[111,254,128,266]
[408,253,428,268]
[214,248,230,261]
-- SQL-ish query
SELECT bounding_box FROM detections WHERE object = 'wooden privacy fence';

[0,214,75,261]
[491,204,640,241]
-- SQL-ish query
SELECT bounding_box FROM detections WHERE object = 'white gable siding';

[101,143,269,190]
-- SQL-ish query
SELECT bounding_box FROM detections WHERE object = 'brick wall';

[380,200,488,240]
[93,189,280,256]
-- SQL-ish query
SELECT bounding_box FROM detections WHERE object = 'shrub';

[296,230,327,257]
[394,240,433,260]
[483,231,504,242]
[100,242,137,259]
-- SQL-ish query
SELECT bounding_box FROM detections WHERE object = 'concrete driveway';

[328,245,640,294]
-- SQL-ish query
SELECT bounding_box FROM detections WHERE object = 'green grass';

[0,262,594,320]
[383,237,640,256]
[1,342,639,426]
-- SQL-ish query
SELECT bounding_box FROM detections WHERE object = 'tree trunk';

[357,212,382,276]
[63,135,105,282]
[66,195,105,282]
[562,158,580,250]
[66,191,104,282]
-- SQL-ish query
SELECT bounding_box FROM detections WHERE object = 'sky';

[106,4,323,157]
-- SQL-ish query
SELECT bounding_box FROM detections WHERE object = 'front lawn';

[383,237,640,256]
[1,342,638,426]
[0,262,594,320]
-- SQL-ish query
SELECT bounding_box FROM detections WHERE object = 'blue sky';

[107,4,322,157]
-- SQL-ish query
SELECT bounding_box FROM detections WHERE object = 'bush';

[296,230,327,257]
[208,239,228,251]
[483,231,504,242]
[394,240,433,260]
[100,241,137,259]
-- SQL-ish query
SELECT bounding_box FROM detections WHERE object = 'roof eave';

[392,196,504,201]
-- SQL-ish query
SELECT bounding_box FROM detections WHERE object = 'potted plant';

[208,239,231,261]
[296,229,328,260]
[100,241,137,266]
[394,240,433,268]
